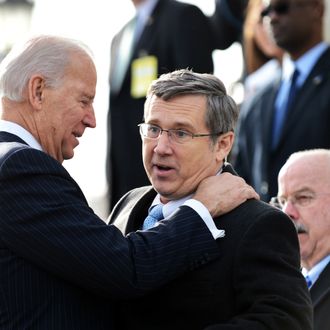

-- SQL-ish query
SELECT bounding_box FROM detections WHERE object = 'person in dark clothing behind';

[107,0,214,210]
[232,0,330,202]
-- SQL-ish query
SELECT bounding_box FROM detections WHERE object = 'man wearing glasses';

[109,69,312,330]
[272,149,330,330]
[232,0,330,203]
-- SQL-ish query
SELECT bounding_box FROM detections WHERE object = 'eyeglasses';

[261,1,316,17]
[270,192,330,209]
[138,123,223,144]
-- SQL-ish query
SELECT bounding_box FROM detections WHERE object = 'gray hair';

[0,35,93,101]
[145,69,238,143]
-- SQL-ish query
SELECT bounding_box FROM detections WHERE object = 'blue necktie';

[142,204,164,230]
[272,68,300,148]
[305,274,312,289]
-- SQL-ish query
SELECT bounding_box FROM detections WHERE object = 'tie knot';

[142,204,164,230]
[149,204,164,221]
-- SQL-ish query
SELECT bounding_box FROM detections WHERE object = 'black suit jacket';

[232,46,330,202]
[310,262,330,330]
[210,0,247,50]
[0,131,220,329]
[107,0,214,209]
[109,166,313,330]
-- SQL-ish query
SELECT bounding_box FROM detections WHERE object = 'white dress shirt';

[0,120,42,150]
[302,254,330,289]
[148,187,225,240]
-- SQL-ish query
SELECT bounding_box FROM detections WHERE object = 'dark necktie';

[305,274,312,289]
[142,204,164,230]
[272,68,300,148]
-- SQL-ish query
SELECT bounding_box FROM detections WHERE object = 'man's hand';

[193,173,259,217]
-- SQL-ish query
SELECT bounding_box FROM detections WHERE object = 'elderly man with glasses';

[272,148,330,330]
[109,69,312,330]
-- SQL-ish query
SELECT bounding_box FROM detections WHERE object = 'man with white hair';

[273,148,330,330]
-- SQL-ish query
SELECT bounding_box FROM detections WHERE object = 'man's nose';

[84,106,96,128]
[282,200,299,221]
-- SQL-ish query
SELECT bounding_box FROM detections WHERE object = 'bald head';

[277,149,330,269]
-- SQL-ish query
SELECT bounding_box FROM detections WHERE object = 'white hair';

[0,35,93,101]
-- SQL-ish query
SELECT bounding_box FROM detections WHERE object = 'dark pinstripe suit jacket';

[110,178,312,329]
[0,131,219,329]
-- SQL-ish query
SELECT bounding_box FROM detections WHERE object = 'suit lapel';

[110,17,137,94]
[112,187,156,234]
[278,47,330,148]
[126,188,156,233]
[263,81,280,152]
[134,0,163,52]
[310,262,330,307]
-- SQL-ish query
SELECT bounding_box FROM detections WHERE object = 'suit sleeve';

[204,208,313,330]
[0,147,220,299]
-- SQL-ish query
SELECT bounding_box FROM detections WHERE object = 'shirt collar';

[136,0,158,25]
[282,42,329,86]
[0,119,43,151]
[302,254,330,287]
[150,166,224,218]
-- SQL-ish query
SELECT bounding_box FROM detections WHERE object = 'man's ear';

[28,74,45,109]
[215,131,235,162]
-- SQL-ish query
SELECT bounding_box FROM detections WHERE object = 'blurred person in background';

[273,149,330,330]
[242,0,283,101]
[209,0,248,51]
[107,0,214,210]
[210,0,283,103]
[232,0,330,202]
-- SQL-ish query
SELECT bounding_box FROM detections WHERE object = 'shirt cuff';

[183,199,225,239]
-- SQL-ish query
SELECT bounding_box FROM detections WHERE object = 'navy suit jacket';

[232,46,330,202]
[0,131,219,329]
[310,262,330,330]
[107,0,214,209]
[109,166,313,330]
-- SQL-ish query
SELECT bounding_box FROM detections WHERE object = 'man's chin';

[63,149,75,161]
[154,186,176,202]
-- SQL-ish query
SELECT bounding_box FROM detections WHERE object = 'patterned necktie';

[142,204,164,230]
[272,68,300,148]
